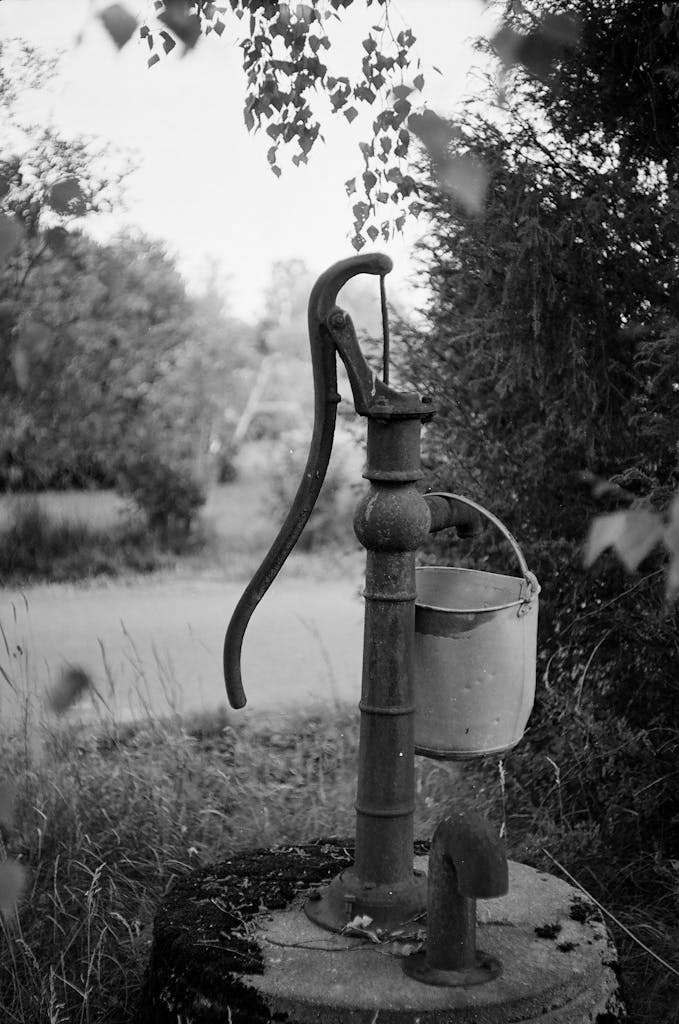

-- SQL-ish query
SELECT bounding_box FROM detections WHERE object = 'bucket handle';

[427,493,540,606]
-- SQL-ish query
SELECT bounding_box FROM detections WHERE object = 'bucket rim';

[415,565,534,615]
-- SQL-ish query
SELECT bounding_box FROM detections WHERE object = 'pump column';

[350,409,431,922]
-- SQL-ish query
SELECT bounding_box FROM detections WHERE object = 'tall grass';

[0,703,363,1024]
[0,660,675,1022]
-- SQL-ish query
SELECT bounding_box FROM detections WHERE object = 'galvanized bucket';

[414,494,540,761]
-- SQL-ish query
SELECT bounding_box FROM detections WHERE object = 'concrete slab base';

[247,860,624,1023]
[140,840,625,1024]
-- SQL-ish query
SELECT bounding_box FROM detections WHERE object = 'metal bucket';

[414,494,540,760]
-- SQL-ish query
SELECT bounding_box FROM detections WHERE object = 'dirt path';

[0,571,364,727]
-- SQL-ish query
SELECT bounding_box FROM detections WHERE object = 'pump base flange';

[304,867,427,935]
[402,949,502,987]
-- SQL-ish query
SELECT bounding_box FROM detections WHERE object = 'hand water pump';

[223,254,540,985]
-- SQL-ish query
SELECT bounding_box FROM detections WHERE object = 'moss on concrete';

[141,838,432,1023]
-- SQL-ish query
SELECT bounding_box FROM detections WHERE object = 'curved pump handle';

[223,253,393,709]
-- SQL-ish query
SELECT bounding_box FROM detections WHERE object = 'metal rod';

[380,274,390,386]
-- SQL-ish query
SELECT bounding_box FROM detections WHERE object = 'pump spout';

[403,811,508,987]
[223,254,393,709]
[425,494,483,538]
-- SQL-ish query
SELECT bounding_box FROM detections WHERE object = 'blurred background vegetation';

[0,39,380,578]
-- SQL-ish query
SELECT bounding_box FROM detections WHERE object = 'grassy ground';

[0,696,676,1024]
[0,705,367,1024]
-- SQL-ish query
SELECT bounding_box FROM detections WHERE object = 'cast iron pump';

[224,254,511,984]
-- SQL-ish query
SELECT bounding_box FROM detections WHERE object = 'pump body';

[223,255,538,969]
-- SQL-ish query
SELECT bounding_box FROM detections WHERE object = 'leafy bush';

[398,106,679,545]
[0,451,117,492]
[117,457,206,550]
[523,538,679,733]
[0,498,169,584]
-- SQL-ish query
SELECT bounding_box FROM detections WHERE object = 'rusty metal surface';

[352,418,430,898]
[326,310,430,421]
[425,494,482,537]
[402,948,503,988]
[306,414,433,931]
[304,866,428,934]
[410,811,508,982]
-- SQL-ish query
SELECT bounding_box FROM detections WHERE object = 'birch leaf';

[99,4,138,49]
[438,154,489,214]
[46,666,92,715]
[49,178,85,216]
[584,511,663,571]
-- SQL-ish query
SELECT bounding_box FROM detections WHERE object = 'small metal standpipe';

[402,813,508,986]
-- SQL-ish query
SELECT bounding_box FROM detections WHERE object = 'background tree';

[481,0,679,580]
[1,221,253,538]
[5,3,677,563]
[495,0,679,179]
[387,0,679,887]
[400,109,679,544]
[387,18,679,1006]
[0,39,254,535]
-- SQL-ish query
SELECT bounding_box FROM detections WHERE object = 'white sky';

[0,0,497,321]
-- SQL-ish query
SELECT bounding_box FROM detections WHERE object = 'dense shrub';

[463,537,679,1001]
[0,452,117,492]
[117,457,206,550]
[0,498,169,583]
[398,105,679,544]
[396,96,679,982]
[529,543,678,730]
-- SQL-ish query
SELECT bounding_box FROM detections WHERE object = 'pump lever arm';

[223,253,392,709]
